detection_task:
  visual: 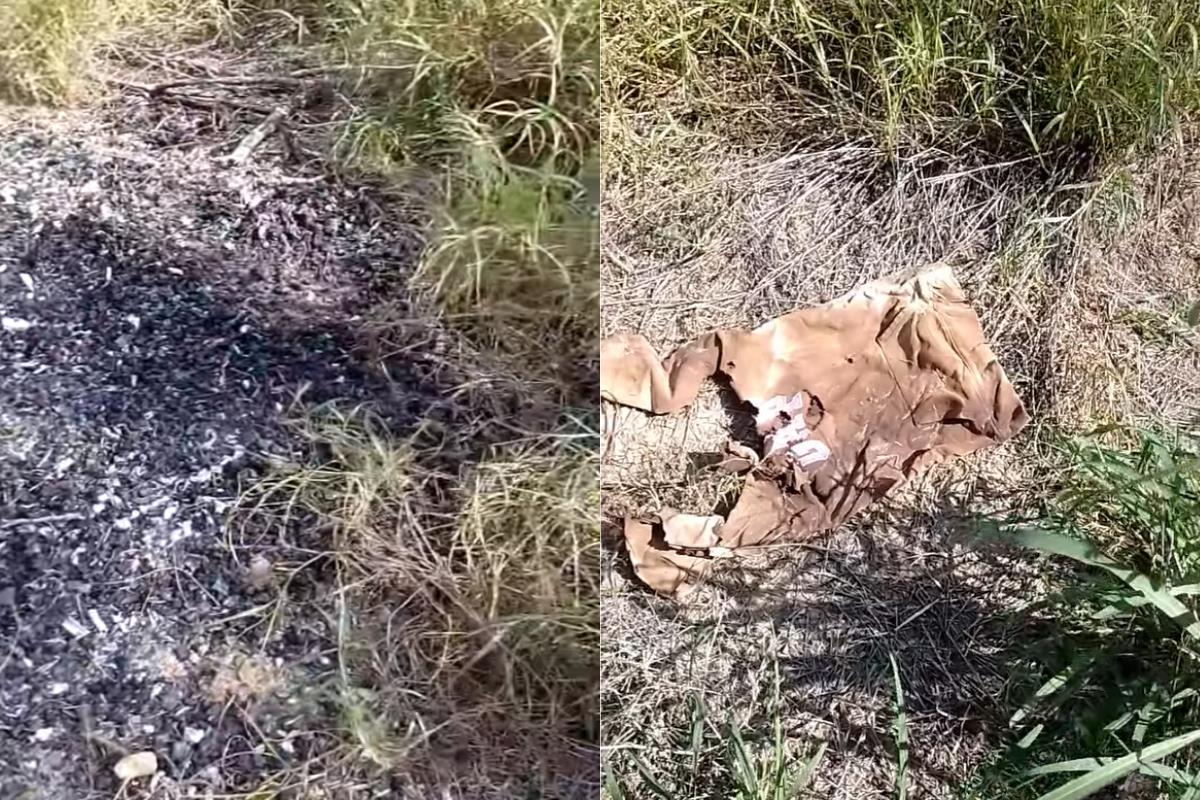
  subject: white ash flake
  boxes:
[88,609,109,634]
[61,618,89,638]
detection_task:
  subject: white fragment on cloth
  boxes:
[2,317,32,332]
[756,393,832,467]
[753,393,806,434]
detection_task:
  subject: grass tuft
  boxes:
[604,647,825,800]
[605,0,1200,161]
[308,0,599,392]
[246,406,599,786]
[0,0,239,104]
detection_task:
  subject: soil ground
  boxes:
[0,76,442,798]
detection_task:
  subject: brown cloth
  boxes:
[602,265,1028,595]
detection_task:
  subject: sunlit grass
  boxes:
[604,0,1200,161]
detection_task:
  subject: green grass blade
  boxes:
[1009,527,1200,640]
[726,717,759,798]
[1133,700,1160,745]
[785,741,827,797]
[631,753,674,799]
[1016,723,1045,749]
[1010,657,1093,728]
[604,760,627,800]
[689,692,706,780]
[891,654,909,800]
[1030,755,1199,784]
[1031,727,1200,800]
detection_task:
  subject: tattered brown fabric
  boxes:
[602,265,1028,596]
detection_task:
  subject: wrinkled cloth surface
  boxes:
[602,265,1028,595]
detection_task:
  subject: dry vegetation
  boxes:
[601,0,1200,797]
[2,0,598,797]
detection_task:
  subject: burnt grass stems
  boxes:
[604,0,1200,798]
[3,0,599,796]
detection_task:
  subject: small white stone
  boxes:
[184,726,206,744]
[18,272,33,292]
[47,682,69,696]
[113,751,157,780]
[125,314,140,331]
[2,317,32,332]
[113,518,132,531]
[32,728,54,742]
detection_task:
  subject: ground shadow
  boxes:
[605,473,1058,797]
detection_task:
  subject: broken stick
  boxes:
[225,104,291,165]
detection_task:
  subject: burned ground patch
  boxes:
[0,107,438,798]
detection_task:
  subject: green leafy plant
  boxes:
[980,428,1200,798]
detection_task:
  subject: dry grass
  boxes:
[0,0,241,104]
[242,403,599,794]
[600,0,1200,792]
